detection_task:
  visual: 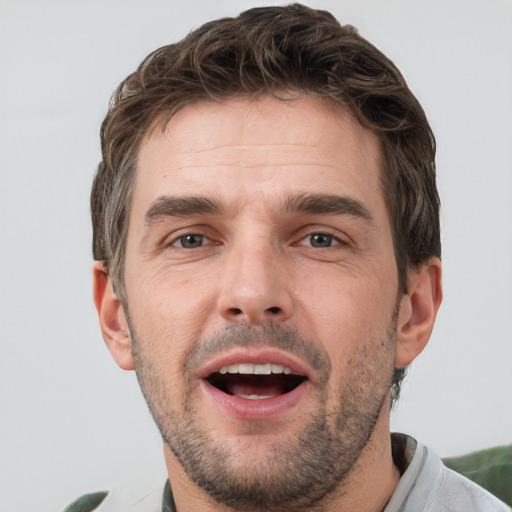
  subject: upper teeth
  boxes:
[219,363,293,375]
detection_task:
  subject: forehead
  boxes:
[133,95,384,214]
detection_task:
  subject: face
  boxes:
[123,96,401,510]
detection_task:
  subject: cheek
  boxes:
[125,267,217,363]
[295,268,398,350]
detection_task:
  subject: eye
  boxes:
[300,233,338,248]
[172,234,207,249]
[309,233,334,247]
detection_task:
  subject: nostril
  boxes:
[224,306,282,319]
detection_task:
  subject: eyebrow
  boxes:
[281,193,374,225]
[144,193,374,225]
[145,196,223,224]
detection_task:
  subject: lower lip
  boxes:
[199,379,309,421]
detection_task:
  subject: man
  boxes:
[82,4,508,511]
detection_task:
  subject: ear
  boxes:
[92,261,134,371]
[395,257,442,368]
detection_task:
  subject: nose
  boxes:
[216,240,293,325]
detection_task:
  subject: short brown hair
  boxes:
[92,4,440,396]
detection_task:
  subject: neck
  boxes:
[320,408,400,512]
[165,403,399,512]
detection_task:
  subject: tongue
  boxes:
[225,375,287,398]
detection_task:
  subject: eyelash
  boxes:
[170,233,212,249]
[167,229,348,250]
[298,232,343,248]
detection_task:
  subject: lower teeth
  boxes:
[239,394,275,400]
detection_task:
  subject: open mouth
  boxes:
[205,363,307,400]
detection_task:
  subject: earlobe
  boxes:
[92,262,134,371]
[395,257,442,368]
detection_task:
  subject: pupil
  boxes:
[182,234,203,248]
[311,233,332,247]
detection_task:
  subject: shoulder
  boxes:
[386,434,510,512]
[443,443,512,509]
[436,465,511,511]
[62,491,108,512]
[62,480,171,512]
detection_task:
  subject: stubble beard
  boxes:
[130,317,398,512]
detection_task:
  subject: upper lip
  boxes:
[196,347,313,382]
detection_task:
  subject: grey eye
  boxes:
[177,234,204,248]
[309,233,333,247]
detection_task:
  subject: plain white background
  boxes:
[1,1,511,511]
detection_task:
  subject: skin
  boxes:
[94,96,442,511]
